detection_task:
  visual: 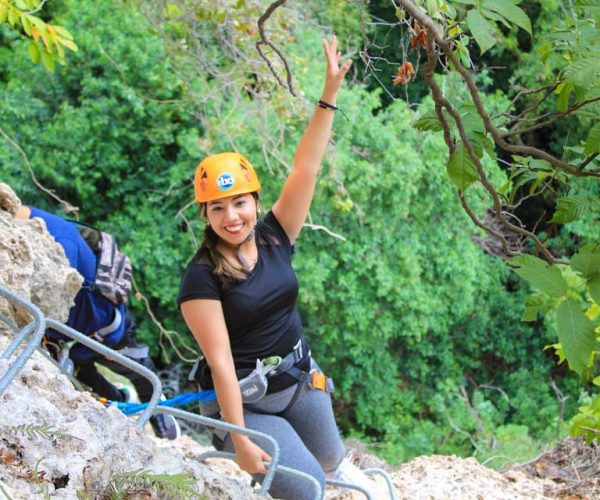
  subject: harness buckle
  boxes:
[310,371,329,392]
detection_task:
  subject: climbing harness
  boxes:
[238,357,279,403]
[267,340,335,393]
[96,307,122,338]
[188,339,335,406]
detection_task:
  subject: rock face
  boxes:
[0,184,258,499]
[0,183,81,328]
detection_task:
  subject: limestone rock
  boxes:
[0,183,81,326]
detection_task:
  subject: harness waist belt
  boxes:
[269,338,309,377]
[269,339,334,393]
[117,346,149,359]
[97,308,122,337]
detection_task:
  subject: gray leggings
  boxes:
[200,375,345,499]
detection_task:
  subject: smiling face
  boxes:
[206,193,258,246]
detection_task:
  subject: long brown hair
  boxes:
[200,224,247,286]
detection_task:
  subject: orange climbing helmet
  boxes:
[194,152,261,203]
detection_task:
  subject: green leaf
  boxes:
[556,298,595,376]
[40,50,55,72]
[27,15,45,30]
[510,170,537,197]
[51,25,74,40]
[412,113,443,131]
[482,0,532,34]
[8,6,19,26]
[589,274,600,304]
[550,195,597,224]
[28,40,40,63]
[563,58,600,86]
[468,132,487,158]
[20,13,33,36]
[481,9,512,30]
[584,122,600,155]
[571,249,600,278]
[523,294,546,321]
[509,255,567,297]
[426,0,439,16]
[58,37,78,52]
[544,342,566,364]
[529,159,554,171]
[528,171,552,195]
[0,4,7,23]
[447,142,479,191]
[466,9,497,54]
[556,82,574,112]
[575,0,600,13]
[461,110,486,134]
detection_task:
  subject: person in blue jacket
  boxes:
[15,204,180,440]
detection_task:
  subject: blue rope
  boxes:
[107,390,217,415]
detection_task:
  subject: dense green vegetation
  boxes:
[1,0,597,468]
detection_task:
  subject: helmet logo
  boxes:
[217,172,235,191]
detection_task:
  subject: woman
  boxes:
[178,36,371,498]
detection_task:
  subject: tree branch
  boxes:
[504,97,600,137]
[256,0,297,96]
[397,0,600,179]
[494,83,558,127]
[0,125,79,216]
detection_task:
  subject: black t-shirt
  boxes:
[177,211,310,393]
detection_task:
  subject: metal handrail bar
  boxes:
[45,319,161,427]
[1,322,35,360]
[325,478,372,499]
[364,468,398,499]
[34,346,87,391]
[0,312,19,333]
[0,284,46,396]
[195,450,322,500]
[154,406,286,498]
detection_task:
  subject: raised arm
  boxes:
[272,35,352,244]
[180,299,271,473]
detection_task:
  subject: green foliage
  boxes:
[104,469,203,499]
[509,255,567,297]
[0,0,77,71]
[0,0,199,354]
[550,195,600,224]
[1,424,78,441]
[556,299,596,376]
[0,480,12,499]
[447,141,479,191]
[477,424,540,470]
[571,391,600,443]
[508,248,600,379]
